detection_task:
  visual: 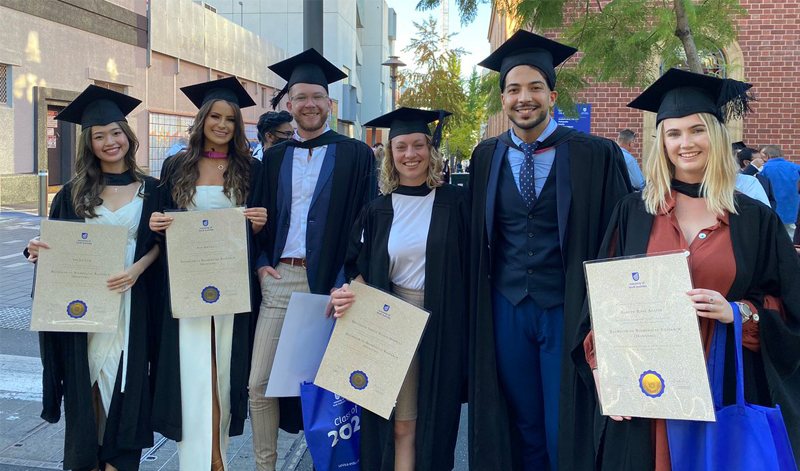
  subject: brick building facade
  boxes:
[486,0,800,163]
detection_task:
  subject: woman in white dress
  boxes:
[25,85,160,471]
[149,77,267,471]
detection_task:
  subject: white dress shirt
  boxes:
[282,126,331,258]
[507,118,558,197]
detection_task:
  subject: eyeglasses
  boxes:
[290,94,329,104]
[270,130,293,138]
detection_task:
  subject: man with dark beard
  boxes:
[467,31,632,471]
[248,49,376,471]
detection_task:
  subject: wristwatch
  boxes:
[737,302,759,323]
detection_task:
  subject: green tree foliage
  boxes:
[447,68,487,160]
[417,0,746,117]
[397,17,489,163]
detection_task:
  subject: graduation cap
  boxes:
[732,141,747,152]
[364,107,452,149]
[180,76,256,109]
[268,48,348,109]
[55,84,141,128]
[627,68,754,125]
[478,30,577,91]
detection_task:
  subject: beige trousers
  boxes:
[248,263,311,471]
[392,284,423,422]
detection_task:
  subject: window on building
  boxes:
[261,87,268,108]
[148,112,194,177]
[662,47,727,78]
[94,80,126,93]
[0,64,8,106]
[342,66,350,85]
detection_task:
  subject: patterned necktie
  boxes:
[519,141,539,208]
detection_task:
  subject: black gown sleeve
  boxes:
[344,205,370,283]
[38,186,73,424]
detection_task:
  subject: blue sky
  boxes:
[390,0,492,78]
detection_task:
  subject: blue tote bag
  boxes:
[300,381,361,471]
[667,305,798,471]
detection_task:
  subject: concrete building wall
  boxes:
[0,2,147,205]
[0,0,285,207]
[205,0,394,139]
[360,0,392,125]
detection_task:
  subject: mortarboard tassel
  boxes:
[718,78,755,122]
[271,85,289,110]
[431,110,447,149]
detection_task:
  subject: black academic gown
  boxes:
[260,130,377,432]
[35,178,159,471]
[467,127,632,471]
[571,193,800,469]
[149,155,265,441]
[344,183,471,471]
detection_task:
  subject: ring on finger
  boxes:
[709,296,715,304]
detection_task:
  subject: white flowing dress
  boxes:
[176,186,236,471]
[85,187,143,442]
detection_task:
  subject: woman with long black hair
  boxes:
[25,85,160,471]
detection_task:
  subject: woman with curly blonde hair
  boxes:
[330,108,470,471]
[574,68,800,470]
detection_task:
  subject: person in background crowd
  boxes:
[332,107,468,471]
[467,30,631,471]
[253,111,294,161]
[249,49,377,471]
[616,129,646,190]
[759,144,800,238]
[575,67,800,471]
[372,141,385,160]
[166,126,191,158]
[738,146,765,176]
[737,148,776,208]
[25,85,160,471]
[441,157,451,184]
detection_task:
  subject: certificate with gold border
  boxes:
[314,281,430,420]
[165,207,251,318]
[584,252,715,421]
[31,220,127,332]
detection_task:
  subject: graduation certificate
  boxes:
[314,281,430,419]
[584,252,715,421]
[31,219,127,332]
[166,207,251,318]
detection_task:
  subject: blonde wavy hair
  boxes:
[642,112,738,216]
[380,134,443,195]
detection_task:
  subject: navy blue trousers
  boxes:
[493,289,564,471]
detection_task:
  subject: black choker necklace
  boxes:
[671,179,702,198]
[104,170,136,186]
[394,182,432,197]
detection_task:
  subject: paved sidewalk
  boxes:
[0,354,307,470]
[0,211,308,470]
